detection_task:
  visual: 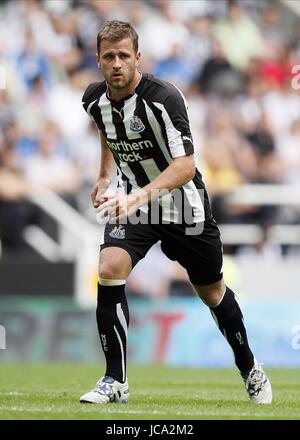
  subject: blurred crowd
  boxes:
[1,0,300,264]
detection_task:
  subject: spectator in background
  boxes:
[259,3,289,49]
[45,68,98,164]
[201,110,257,224]
[0,139,31,251]
[15,30,50,91]
[261,73,300,137]
[0,0,300,265]
[153,43,195,93]
[136,0,189,63]
[276,118,300,184]
[0,138,29,200]
[243,114,283,228]
[16,75,48,154]
[260,42,293,89]
[213,0,264,71]
[196,38,243,96]
[185,14,214,74]
[245,114,283,183]
[22,121,80,199]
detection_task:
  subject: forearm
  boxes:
[133,156,195,205]
[98,151,114,182]
[91,132,116,206]
[95,156,196,222]
[97,131,115,183]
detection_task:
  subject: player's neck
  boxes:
[108,70,142,102]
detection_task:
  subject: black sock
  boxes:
[210,286,254,374]
[96,282,129,383]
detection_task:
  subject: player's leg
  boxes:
[193,278,272,404]
[161,220,272,403]
[80,246,132,404]
[80,215,158,404]
[97,247,132,383]
[161,223,255,373]
[193,278,254,374]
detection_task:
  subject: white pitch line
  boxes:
[0,405,296,419]
[0,392,29,396]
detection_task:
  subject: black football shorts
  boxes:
[100,211,223,286]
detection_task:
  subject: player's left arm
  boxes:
[132,155,195,203]
[97,155,196,221]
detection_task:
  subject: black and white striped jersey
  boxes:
[82,73,209,223]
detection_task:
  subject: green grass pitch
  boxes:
[0,364,299,420]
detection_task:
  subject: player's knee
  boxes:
[99,247,132,280]
[99,252,131,279]
[99,261,124,280]
[202,290,224,308]
[194,279,225,307]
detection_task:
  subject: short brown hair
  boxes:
[97,20,139,53]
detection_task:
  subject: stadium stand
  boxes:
[1,0,300,300]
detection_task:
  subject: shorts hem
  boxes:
[100,243,141,268]
[189,272,223,286]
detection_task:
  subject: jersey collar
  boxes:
[106,71,144,103]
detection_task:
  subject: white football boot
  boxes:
[80,376,129,404]
[242,363,272,404]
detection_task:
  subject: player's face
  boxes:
[97,38,140,93]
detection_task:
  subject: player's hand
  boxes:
[95,193,141,222]
[90,178,111,208]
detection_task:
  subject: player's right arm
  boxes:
[81,82,116,209]
[91,130,115,208]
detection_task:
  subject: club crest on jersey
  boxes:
[130,115,145,133]
[109,225,125,239]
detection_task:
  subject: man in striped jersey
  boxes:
[79,21,272,405]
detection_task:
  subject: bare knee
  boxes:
[99,263,122,280]
[193,278,225,308]
[99,247,132,281]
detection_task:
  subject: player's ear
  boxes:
[135,51,141,67]
[96,52,101,69]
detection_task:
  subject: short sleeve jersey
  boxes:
[82,73,207,222]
